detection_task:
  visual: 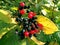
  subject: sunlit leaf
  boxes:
[0,29,26,45]
[0,20,15,39]
[0,9,12,23]
[36,15,58,34]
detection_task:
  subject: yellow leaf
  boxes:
[11,7,18,11]
[36,15,58,35]
[0,9,12,23]
[0,9,17,24]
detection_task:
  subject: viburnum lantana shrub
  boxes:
[0,0,60,45]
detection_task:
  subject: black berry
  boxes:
[24,6,27,9]
[27,9,30,13]
[20,2,25,7]
[32,17,37,20]
[18,31,25,40]
[34,34,37,37]
[16,18,19,22]
[29,34,32,38]
[27,6,30,9]
[31,26,35,30]
[19,6,24,10]
[16,18,23,22]
[15,29,18,31]
[18,13,22,17]
[27,26,31,31]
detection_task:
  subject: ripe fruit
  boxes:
[28,12,36,18]
[29,34,32,38]
[24,6,27,9]
[27,27,31,31]
[34,29,39,33]
[19,6,24,10]
[33,12,36,16]
[18,31,25,40]
[16,18,23,22]
[20,2,25,7]
[16,18,19,22]
[28,14,34,19]
[30,30,35,34]
[29,12,36,16]
[34,24,38,28]
[37,23,43,30]
[18,12,22,17]
[32,17,37,20]
[27,10,30,13]
[19,9,25,15]
[27,6,30,9]
[33,34,37,37]
[24,31,29,37]
[28,12,34,15]
[28,11,36,19]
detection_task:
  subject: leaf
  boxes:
[48,41,59,45]
[36,15,58,34]
[0,9,17,39]
[31,35,45,45]
[36,31,54,42]
[0,9,12,23]
[26,38,37,45]
[53,31,60,43]
[0,28,26,45]
[36,31,47,42]
[0,20,15,39]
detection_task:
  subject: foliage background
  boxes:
[0,0,60,45]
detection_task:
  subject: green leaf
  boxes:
[0,28,26,45]
[53,31,60,44]
[36,31,47,42]
[36,31,54,42]
[53,0,59,4]
[0,20,15,39]
[48,41,59,45]
[0,11,12,23]
[26,38,37,45]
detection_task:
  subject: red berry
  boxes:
[19,9,25,15]
[34,29,39,33]
[30,30,35,34]
[33,12,36,16]
[20,2,25,7]
[28,12,34,19]
[24,31,29,37]
[28,12,34,15]
[37,23,43,30]
[28,14,34,19]
[28,12,36,16]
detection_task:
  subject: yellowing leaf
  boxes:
[0,9,12,23]
[11,7,18,11]
[36,15,58,35]
[0,9,17,24]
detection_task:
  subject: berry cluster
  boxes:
[15,2,43,39]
